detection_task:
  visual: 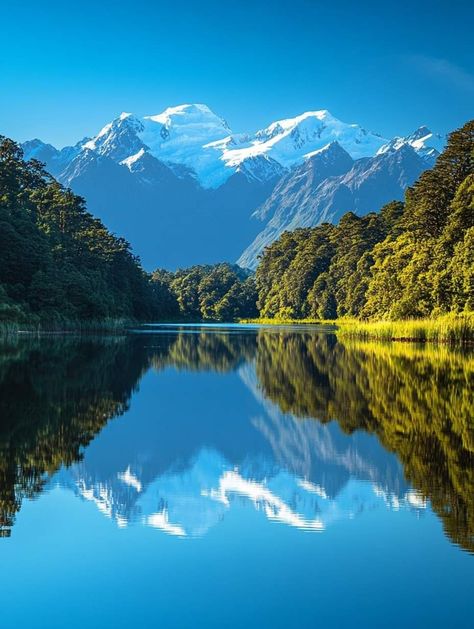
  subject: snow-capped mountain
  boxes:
[59,105,391,189]
[219,109,387,170]
[21,104,444,190]
[83,105,233,187]
[377,126,445,163]
[20,104,444,269]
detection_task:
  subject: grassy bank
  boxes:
[239,317,335,326]
[334,313,474,344]
[239,313,474,344]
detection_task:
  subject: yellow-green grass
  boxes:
[238,313,474,344]
[238,317,334,326]
[336,313,474,344]
[341,337,474,367]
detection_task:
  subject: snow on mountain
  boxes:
[377,125,445,164]
[221,109,387,170]
[19,106,440,268]
[233,154,287,183]
[139,104,234,187]
[120,148,195,187]
[22,105,439,192]
[73,105,388,188]
[83,112,146,162]
[82,104,233,188]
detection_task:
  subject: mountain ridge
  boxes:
[20,104,445,269]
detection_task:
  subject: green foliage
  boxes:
[0,136,166,324]
[255,120,474,324]
[152,263,258,321]
[256,205,400,319]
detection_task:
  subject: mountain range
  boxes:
[21,105,445,269]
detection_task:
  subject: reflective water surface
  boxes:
[0,325,473,628]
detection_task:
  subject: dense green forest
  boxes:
[255,120,474,321]
[151,263,258,321]
[0,136,167,323]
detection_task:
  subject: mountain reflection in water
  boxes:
[0,326,472,553]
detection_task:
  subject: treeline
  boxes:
[2,118,472,326]
[0,136,165,324]
[255,120,474,320]
[151,263,258,321]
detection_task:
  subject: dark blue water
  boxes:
[0,325,472,628]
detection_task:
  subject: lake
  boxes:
[0,324,473,628]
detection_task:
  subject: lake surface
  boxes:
[0,325,473,628]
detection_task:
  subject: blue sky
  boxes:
[1,0,472,147]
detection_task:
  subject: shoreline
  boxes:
[1,313,473,344]
[239,314,474,344]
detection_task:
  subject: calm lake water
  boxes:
[0,325,473,628]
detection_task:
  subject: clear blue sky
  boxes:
[1,0,472,147]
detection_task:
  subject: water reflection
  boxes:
[0,327,472,552]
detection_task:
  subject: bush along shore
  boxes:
[0,318,138,336]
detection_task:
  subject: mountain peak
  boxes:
[304,140,351,160]
[377,126,445,164]
[27,105,438,190]
[409,125,432,139]
[145,103,230,131]
[263,109,333,133]
[222,109,386,173]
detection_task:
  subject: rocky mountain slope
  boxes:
[238,142,428,269]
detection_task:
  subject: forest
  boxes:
[0,136,164,324]
[255,120,473,321]
[151,264,258,321]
